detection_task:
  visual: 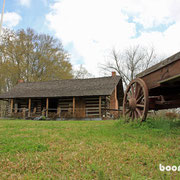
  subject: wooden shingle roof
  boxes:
[0,76,122,99]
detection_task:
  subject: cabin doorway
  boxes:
[49,98,58,112]
[75,97,85,118]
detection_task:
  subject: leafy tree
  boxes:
[0,28,73,92]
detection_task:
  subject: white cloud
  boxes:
[123,0,173,28]
[46,0,136,75]
[19,0,31,7]
[46,0,180,76]
[133,22,180,55]
[3,12,22,28]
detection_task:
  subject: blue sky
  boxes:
[1,0,180,76]
[1,0,54,34]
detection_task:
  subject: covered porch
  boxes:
[2,96,112,119]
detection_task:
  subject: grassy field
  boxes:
[0,118,179,179]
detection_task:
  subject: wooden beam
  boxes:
[22,108,26,119]
[28,98,31,117]
[46,98,49,118]
[33,107,37,114]
[99,96,102,118]
[14,103,18,113]
[57,106,61,118]
[57,99,61,117]
[42,107,45,116]
[10,99,13,115]
[159,74,180,84]
[73,97,75,117]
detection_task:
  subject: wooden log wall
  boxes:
[58,97,73,117]
[85,96,107,118]
[17,99,45,116]
[105,96,111,118]
[17,99,28,111]
[37,100,42,114]
[0,102,12,117]
[0,105,3,117]
[30,99,45,114]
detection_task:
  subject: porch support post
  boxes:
[99,96,102,118]
[57,106,61,118]
[22,108,26,119]
[73,97,75,117]
[14,99,17,113]
[10,99,13,116]
[28,98,31,117]
[46,98,49,118]
[42,107,45,116]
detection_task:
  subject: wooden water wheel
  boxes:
[123,78,149,122]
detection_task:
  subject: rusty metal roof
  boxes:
[137,51,180,78]
[0,76,122,99]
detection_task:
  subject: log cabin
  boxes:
[0,72,124,119]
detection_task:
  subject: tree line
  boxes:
[0,28,92,93]
[0,27,162,94]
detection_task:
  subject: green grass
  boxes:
[0,117,179,179]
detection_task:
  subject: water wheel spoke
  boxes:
[136,86,142,99]
[127,92,132,99]
[129,111,132,117]
[135,83,140,98]
[131,86,135,98]
[137,94,144,103]
[124,97,129,104]
[123,78,149,122]
[125,109,131,115]
[136,104,144,108]
[136,108,142,118]
[131,111,135,121]
[134,111,138,119]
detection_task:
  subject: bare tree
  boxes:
[73,65,93,79]
[100,45,158,86]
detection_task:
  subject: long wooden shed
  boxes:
[0,72,124,119]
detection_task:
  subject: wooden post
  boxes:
[57,106,61,118]
[10,99,13,116]
[46,98,49,118]
[33,107,37,114]
[28,98,31,117]
[99,96,102,118]
[73,97,75,117]
[0,105,1,117]
[42,107,45,116]
[15,104,18,113]
[22,108,26,119]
